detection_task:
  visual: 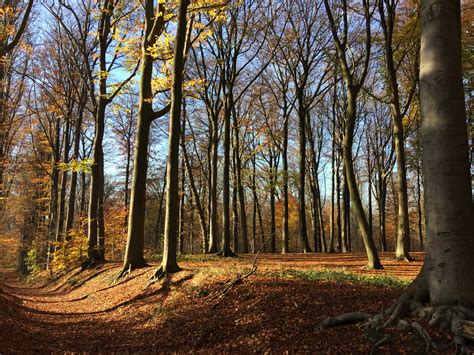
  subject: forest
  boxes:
[0,0,473,352]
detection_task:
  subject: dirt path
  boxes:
[0,252,441,353]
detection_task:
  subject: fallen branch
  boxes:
[210,251,260,307]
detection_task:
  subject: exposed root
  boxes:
[114,265,132,284]
[148,264,182,285]
[395,255,413,262]
[369,334,391,355]
[411,321,434,353]
[317,312,372,330]
[322,269,474,353]
[114,261,149,283]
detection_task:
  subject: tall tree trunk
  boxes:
[251,154,265,251]
[341,170,349,253]
[324,0,382,269]
[124,141,132,208]
[416,165,423,250]
[378,0,412,262]
[310,180,321,252]
[122,110,150,269]
[97,153,105,260]
[232,141,239,252]
[56,118,71,244]
[86,0,118,266]
[120,1,168,277]
[343,93,381,268]
[379,181,387,252]
[269,153,276,253]
[393,0,474,310]
[297,94,311,253]
[154,0,190,277]
[65,92,85,239]
[367,136,373,239]
[220,93,234,256]
[333,154,342,253]
[419,0,474,304]
[47,118,61,269]
[316,178,327,253]
[178,145,186,255]
[181,130,208,253]
[307,121,322,252]
[329,123,336,253]
[251,155,257,253]
[281,114,290,253]
[232,106,248,253]
[208,113,219,253]
[154,166,167,248]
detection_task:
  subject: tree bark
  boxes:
[220,93,234,256]
[56,117,71,244]
[232,106,248,253]
[416,164,424,250]
[343,93,381,268]
[156,0,190,276]
[419,0,474,305]
[297,91,311,253]
[208,112,219,253]
[281,112,290,254]
[121,0,168,274]
[378,0,413,262]
[64,90,85,239]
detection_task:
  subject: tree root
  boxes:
[370,334,391,355]
[319,270,474,353]
[114,265,132,283]
[317,312,372,330]
[114,260,149,283]
[148,264,182,285]
[209,251,259,307]
[394,254,413,262]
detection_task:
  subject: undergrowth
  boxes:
[268,268,409,288]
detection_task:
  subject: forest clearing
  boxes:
[2,252,453,353]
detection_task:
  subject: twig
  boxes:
[210,251,260,307]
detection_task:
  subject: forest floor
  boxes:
[0,252,455,353]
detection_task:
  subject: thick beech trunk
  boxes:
[120,1,168,275]
[418,0,474,305]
